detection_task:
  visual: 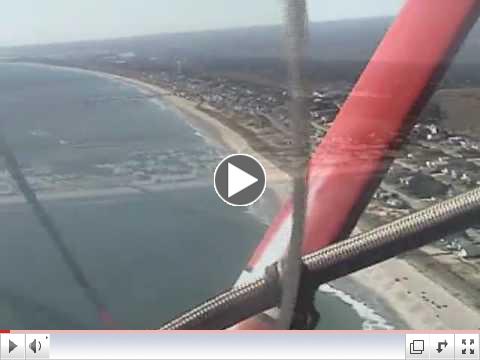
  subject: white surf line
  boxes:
[0,180,212,206]
[319,284,394,330]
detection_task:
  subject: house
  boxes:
[384,164,415,185]
[401,173,450,199]
[459,244,480,259]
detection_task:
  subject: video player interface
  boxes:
[0,332,478,359]
[2,0,480,353]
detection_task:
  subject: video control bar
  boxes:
[0,331,478,359]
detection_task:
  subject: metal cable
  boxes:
[161,186,480,329]
[303,186,480,279]
[161,274,280,330]
[278,0,311,329]
[0,132,113,326]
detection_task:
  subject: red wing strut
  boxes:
[232,0,480,330]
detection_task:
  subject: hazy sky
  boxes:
[1,0,405,47]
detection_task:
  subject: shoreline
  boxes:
[11,62,396,329]
[81,66,403,329]
[120,69,480,330]
[9,62,480,329]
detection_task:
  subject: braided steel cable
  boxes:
[161,186,480,329]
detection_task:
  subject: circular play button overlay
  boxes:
[214,154,267,206]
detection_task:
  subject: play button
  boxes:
[9,340,17,353]
[214,154,266,206]
[1,334,25,359]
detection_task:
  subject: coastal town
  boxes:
[4,53,480,261]
[3,51,480,328]
[78,53,480,258]
[75,53,480,317]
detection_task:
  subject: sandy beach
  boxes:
[129,73,480,330]
[13,62,480,329]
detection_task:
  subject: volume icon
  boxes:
[29,338,42,354]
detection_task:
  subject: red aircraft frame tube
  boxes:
[233,0,480,329]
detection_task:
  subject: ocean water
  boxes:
[0,63,367,329]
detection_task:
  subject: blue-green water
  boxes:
[0,63,366,329]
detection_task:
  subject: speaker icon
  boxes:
[29,338,42,354]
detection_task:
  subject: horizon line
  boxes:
[0,15,393,50]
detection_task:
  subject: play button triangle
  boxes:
[9,340,17,353]
[228,162,258,198]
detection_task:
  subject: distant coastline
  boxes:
[5,62,398,329]
[9,62,480,330]
[97,63,480,330]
